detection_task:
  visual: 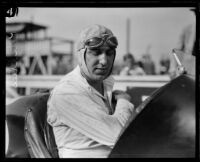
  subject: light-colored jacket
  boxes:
[47,66,134,158]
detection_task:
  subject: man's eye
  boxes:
[107,50,115,56]
[91,49,101,55]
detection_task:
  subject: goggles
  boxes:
[84,35,118,49]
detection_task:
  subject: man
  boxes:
[47,24,137,158]
[140,54,155,75]
[120,53,145,76]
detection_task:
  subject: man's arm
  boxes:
[48,92,135,148]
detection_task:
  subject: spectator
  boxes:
[159,55,170,75]
[120,53,145,76]
[140,54,156,75]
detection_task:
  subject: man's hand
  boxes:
[112,90,137,126]
[112,90,131,102]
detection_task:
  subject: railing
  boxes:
[6,74,171,105]
[6,37,74,56]
[6,74,170,94]
[6,38,51,56]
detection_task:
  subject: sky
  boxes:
[6,7,196,72]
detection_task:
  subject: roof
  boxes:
[6,22,48,34]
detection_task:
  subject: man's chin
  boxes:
[91,74,108,81]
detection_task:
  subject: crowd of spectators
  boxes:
[12,52,175,76]
[117,52,171,76]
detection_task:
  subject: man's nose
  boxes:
[99,53,108,65]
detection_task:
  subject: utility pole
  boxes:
[126,18,130,54]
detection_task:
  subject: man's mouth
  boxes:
[95,68,108,74]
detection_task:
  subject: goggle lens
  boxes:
[85,37,102,47]
[85,36,118,49]
[107,37,118,47]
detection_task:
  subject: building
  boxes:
[6,21,74,75]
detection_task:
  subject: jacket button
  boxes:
[25,128,28,131]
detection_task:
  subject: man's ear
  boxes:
[77,49,86,67]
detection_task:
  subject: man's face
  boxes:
[85,45,115,82]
